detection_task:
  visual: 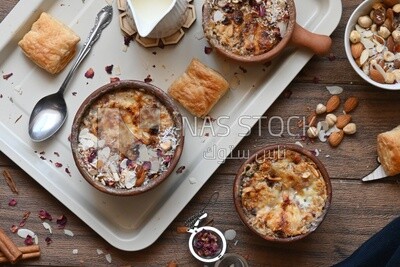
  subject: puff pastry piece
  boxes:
[377,125,400,176]
[168,58,229,118]
[18,12,80,74]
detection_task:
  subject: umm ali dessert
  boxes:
[203,0,290,56]
[75,86,181,190]
[238,147,329,239]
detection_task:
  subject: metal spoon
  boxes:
[28,5,113,142]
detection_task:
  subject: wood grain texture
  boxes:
[1,0,400,266]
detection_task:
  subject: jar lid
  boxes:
[214,253,249,267]
[188,226,227,263]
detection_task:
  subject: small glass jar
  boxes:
[188,226,227,263]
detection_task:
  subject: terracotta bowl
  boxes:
[70,80,184,196]
[202,0,332,63]
[233,144,332,242]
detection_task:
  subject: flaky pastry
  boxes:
[18,12,80,74]
[377,125,400,176]
[168,58,229,118]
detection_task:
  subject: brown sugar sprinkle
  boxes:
[2,170,18,194]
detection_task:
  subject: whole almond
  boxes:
[370,67,385,83]
[328,130,344,147]
[336,114,352,129]
[326,95,340,113]
[351,43,364,59]
[343,96,359,113]
[383,0,399,8]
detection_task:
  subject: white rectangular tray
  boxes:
[0,0,342,251]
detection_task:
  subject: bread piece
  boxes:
[168,58,229,118]
[377,125,400,176]
[18,12,80,74]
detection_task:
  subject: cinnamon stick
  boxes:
[0,229,22,263]
[0,245,40,263]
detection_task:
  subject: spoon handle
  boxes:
[58,5,113,94]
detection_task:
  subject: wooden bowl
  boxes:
[202,0,332,63]
[70,80,184,196]
[233,144,332,242]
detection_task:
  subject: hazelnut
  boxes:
[358,16,373,28]
[315,103,327,114]
[392,29,400,43]
[349,30,361,43]
[385,71,396,83]
[378,26,391,39]
[393,4,400,13]
[343,123,357,135]
[307,127,319,139]
[383,51,396,61]
[325,114,337,127]
[371,23,378,33]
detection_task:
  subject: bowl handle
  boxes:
[290,23,332,55]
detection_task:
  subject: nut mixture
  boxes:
[76,89,180,189]
[306,92,359,147]
[240,148,328,238]
[349,1,400,84]
[204,0,289,56]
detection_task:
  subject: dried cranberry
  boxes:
[233,10,244,24]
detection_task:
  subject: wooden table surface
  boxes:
[1,0,400,266]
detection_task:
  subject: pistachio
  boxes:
[358,15,373,28]
[350,30,361,43]
[343,123,357,135]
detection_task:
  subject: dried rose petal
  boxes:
[72,92,77,96]
[3,73,13,80]
[24,235,34,246]
[40,156,46,160]
[110,77,120,83]
[176,166,186,174]
[38,209,52,221]
[144,75,152,83]
[8,198,17,206]
[45,236,52,245]
[204,46,213,54]
[124,35,133,46]
[10,225,18,233]
[84,68,94,79]
[142,161,151,171]
[55,162,63,168]
[56,215,67,228]
[105,64,113,74]
[54,152,60,157]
